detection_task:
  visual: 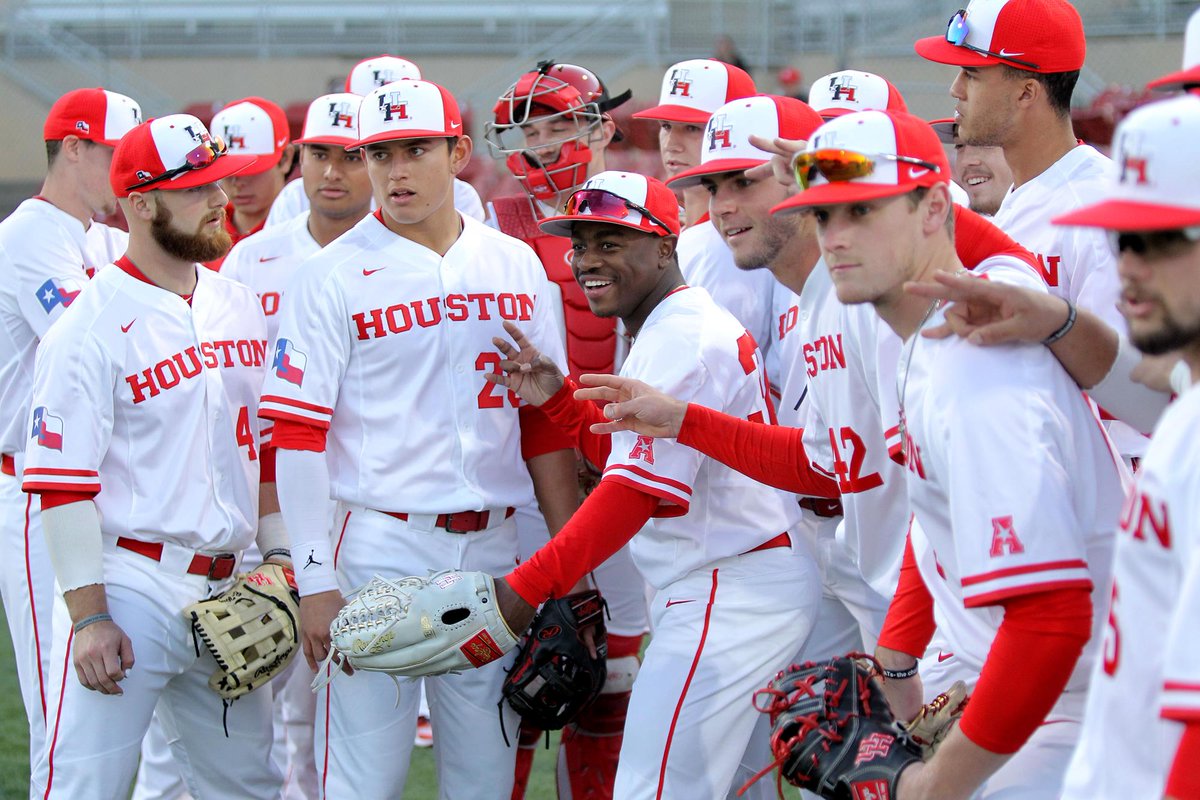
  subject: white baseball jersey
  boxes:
[604,285,801,589]
[263,175,486,228]
[259,212,565,513]
[1063,383,1200,799]
[221,211,320,345]
[897,263,1124,689]
[0,198,127,456]
[676,219,776,369]
[22,259,267,553]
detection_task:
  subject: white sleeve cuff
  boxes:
[41,500,105,593]
[276,448,339,596]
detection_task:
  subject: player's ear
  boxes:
[448,135,473,176]
[125,190,156,222]
[657,234,678,264]
[922,184,953,238]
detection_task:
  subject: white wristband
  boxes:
[1170,358,1193,396]
[291,538,337,596]
[41,500,106,593]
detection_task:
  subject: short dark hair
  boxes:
[45,140,62,168]
[1001,66,1079,117]
[907,186,955,236]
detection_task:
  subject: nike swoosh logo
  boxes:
[259,255,282,263]
[664,599,696,608]
[362,267,386,276]
[997,49,1025,58]
[937,651,954,663]
[450,121,461,130]
[121,319,136,333]
[908,167,931,178]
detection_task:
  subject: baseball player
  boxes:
[23,113,287,799]
[205,96,296,269]
[265,56,484,227]
[484,61,650,799]
[0,86,140,775]
[260,79,577,799]
[486,170,821,799]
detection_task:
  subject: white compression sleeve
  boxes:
[41,500,105,593]
[1088,335,1171,434]
[276,448,338,596]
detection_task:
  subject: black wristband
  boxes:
[1041,300,1077,345]
[263,548,291,562]
[880,662,919,680]
[73,613,112,634]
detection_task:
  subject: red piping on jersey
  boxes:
[25,493,46,721]
[602,462,692,496]
[261,395,335,416]
[1165,680,1200,693]
[332,510,351,570]
[663,285,690,299]
[656,568,720,798]
[43,628,73,799]
[965,578,1094,608]
[602,473,690,518]
[960,559,1089,587]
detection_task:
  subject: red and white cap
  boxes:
[631,59,756,124]
[345,55,422,96]
[772,110,950,214]
[294,93,363,147]
[929,117,957,144]
[43,88,143,146]
[667,95,824,188]
[210,97,291,176]
[540,171,681,238]
[1053,95,1200,230]
[110,114,249,197]
[915,0,1086,74]
[351,80,463,149]
[1148,8,1200,91]
[809,70,908,119]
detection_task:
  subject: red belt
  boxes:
[116,537,237,580]
[743,531,791,555]
[381,507,516,533]
[799,497,843,518]
[1,454,14,477]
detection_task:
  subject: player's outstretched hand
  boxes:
[73,619,135,696]
[574,374,687,437]
[486,321,565,406]
[744,135,807,188]
[904,271,1070,345]
[301,590,353,676]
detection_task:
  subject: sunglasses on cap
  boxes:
[564,188,674,235]
[126,136,229,191]
[791,148,942,190]
[1107,227,1200,259]
[945,9,1041,70]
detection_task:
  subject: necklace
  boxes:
[896,299,943,456]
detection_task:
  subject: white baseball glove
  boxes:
[313,569,518,690]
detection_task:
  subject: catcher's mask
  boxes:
[486,61,632,203]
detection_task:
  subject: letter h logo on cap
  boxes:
[708,114,733,150]
[1118,131,1149,186]
[830,75,858,102]
[669,68,693,97]
[379,92,409,123]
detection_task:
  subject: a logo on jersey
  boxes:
[1118,131,1150,186]
[1118,488,1171,549]
[273,338,307,387]
[75,120,90,134]
[30,407,63,451]
[223,124,246,150]
[668,68,693,97]
[1032,253,1061,287]
[829,75,858,103]
[850,779,890,800]
[327,100,356,129]
[36,277,82,314]
[988,515,1025,557]
[125,339,268,404]
[353,293,535,340]
[803,334,846,376]
[707,114,733,151]
[628,435,656,464]
[379,92,409,123]
[854,733,895,765]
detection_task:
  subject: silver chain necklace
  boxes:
[896,299,943,454]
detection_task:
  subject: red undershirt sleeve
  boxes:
[1166,720,1200,799]
[538,378,612,467]
[876,532,937,659]
[40,490,96,511]
[676,403,838,498]
[957,587,1092,754]
[259,443,277,483]
[518,404,574,461]
[271,417,327,452]
[505,479,657,605]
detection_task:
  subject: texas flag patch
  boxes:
[36,277,82,314]
[272,338,307,387]
[31,407,63,451]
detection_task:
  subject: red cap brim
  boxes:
[1052,199,1200,230]
[666,158,767,188]
[1147,66,1200,91]
[631,104,712,124]
[771,181,911,215]
[347,129,456,150]
[294,135,358,147]
[914,35,1031,70]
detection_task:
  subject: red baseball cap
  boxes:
[915,0,1086,74]
[772,110,950,214]
[540,172,680,238]
[632,59,757,125]
[349,80,463,149]
[44,88,143,146]
[294,93,362,147]
[110,114,250,197]
[809,70,908,119]
[667,95,824,188]
[210,97,291,176]
[345,55,423,95]
[1148,9,1200,91]
[1054,95,1200,230]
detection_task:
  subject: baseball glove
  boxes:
[903,680,969,758]
[501,589,608,730]
[318,570,519,684]
[749,655,922,800]
[185,562,300,701]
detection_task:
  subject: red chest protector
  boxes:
[492,195,617,379]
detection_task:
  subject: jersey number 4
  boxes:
[476,352,520,409]
[236,406,258,461]
[736,332,777,424]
